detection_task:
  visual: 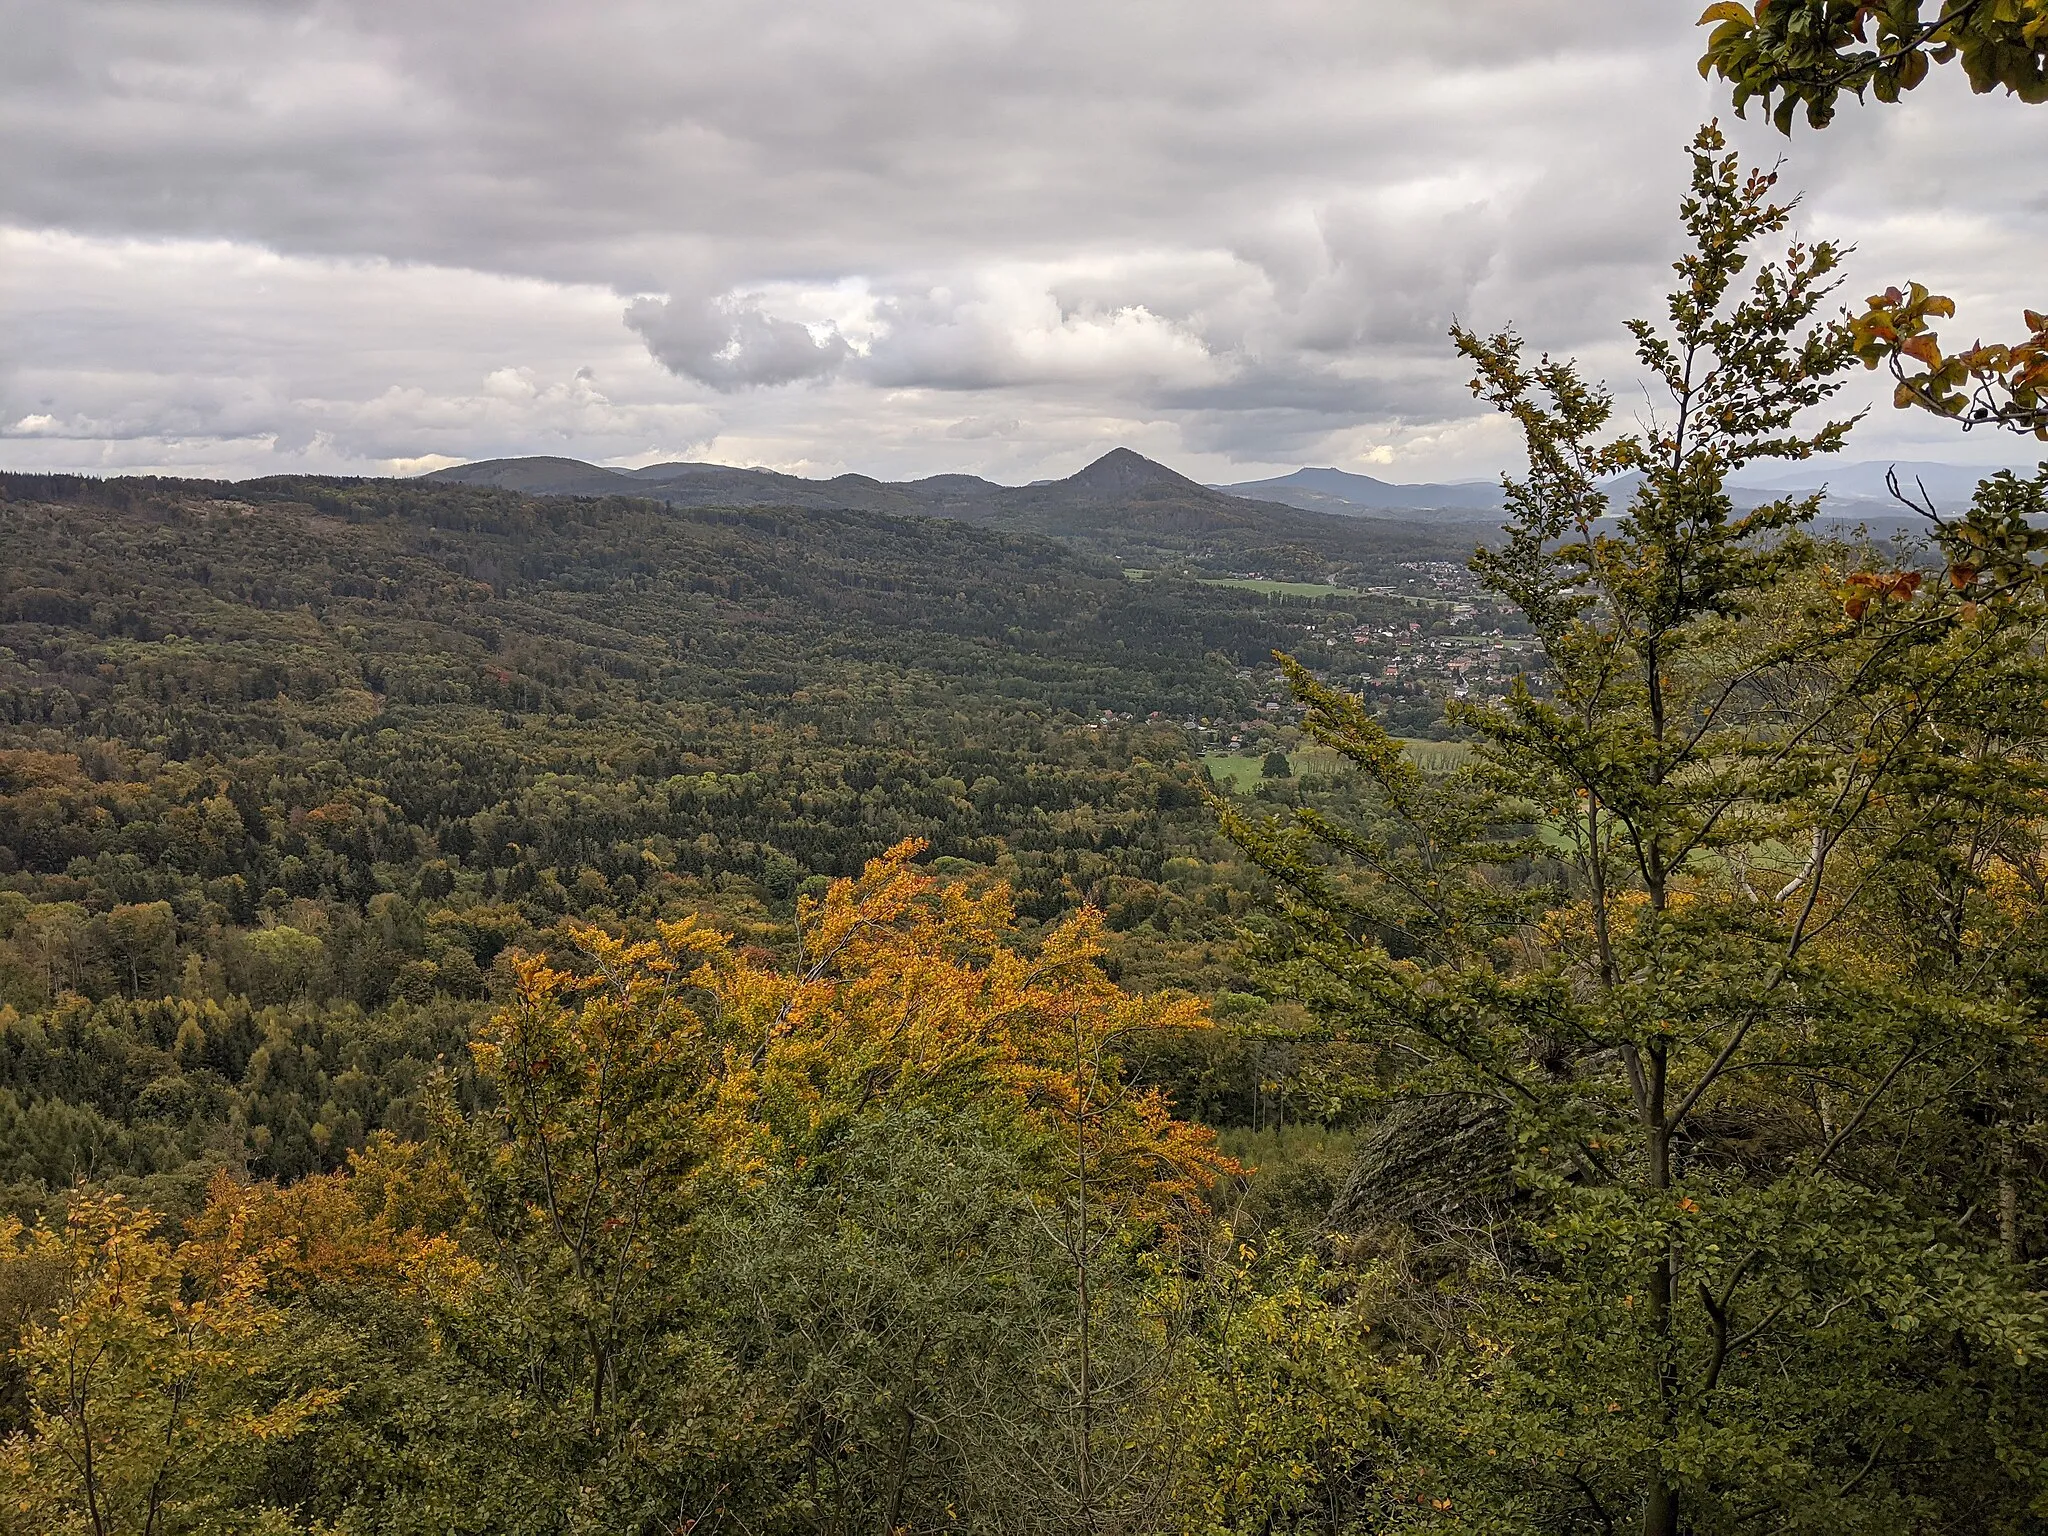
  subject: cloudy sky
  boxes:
[2,0,2042,486]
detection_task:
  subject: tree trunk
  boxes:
[882,1401,916,1535]
[2000,1130,2024,1265]
[1642,1478,1678,1536]
[1642,1051,1679,1536]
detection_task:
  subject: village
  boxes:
[1155,558,1547,768]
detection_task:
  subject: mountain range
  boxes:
[427,448,1482,578]
[427,449,2040,577]
[433,449,2035,521]
[1212,459,2040,520]
[1213,466,1506,517]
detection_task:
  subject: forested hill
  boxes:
[0,468,1306,722]
[0,469,1318,887]
[0,468,1381,1198]
[429,446,1481,578]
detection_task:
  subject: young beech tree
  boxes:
[440,839,1228,1535]
[0,1189,337,1536]
[1223,125,2048,1534]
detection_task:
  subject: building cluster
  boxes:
[1180,560,1547,758]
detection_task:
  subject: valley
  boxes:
[0,463,1497,1204]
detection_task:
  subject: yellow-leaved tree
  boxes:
[0,1188,337,1536]
[2,842,1244,1536]
[443,837,1231,1533]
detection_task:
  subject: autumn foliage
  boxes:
[475,837,1227,1224]
[1701,3,2048,440]
[1,842,1237,1536]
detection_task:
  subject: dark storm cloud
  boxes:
[1,0,2040,481]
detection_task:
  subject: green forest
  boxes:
[7,26,2048,1536]
[0,468,1345,1188]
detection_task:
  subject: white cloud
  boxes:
[1,1,2042,484]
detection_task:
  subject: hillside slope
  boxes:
[1,468,1371,1185]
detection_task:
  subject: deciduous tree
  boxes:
[1700,0,2048,439]
[1224,125,2048,1534]
[0,1189,335,1536]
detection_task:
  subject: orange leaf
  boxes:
[1900,334,1944,369]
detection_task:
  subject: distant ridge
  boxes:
[1727,458,2045,507]
[1215,458,2044,521]
[428,455,926,513]
[423,448,1486,578]
[1219,466,1505,518]
[428,446,1221,508]
[431,456,629,496]
[423,449,2040,538]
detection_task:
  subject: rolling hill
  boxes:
[427,448,1484,579]
[1212,457,2045,524]
[1217,466,1506,517]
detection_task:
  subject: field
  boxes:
[1392,737,1472,773]
[1201,752,1279,789]
[1205,737,1472,790]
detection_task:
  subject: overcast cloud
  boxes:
[2,0,2042,484]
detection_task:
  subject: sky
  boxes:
[2,0,2043,487]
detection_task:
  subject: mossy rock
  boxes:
[1326,1094,1513,1238]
